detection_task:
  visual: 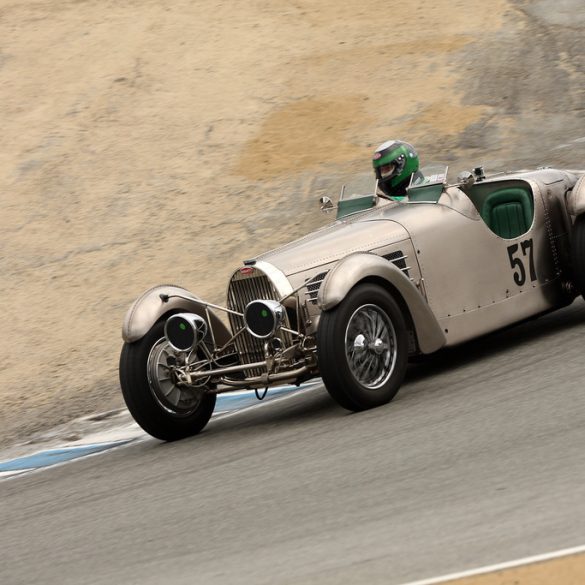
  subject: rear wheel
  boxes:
[571,213,585,300]
[316,283,408,411]
[119,319,216,441]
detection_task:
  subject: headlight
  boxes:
[164,313,208,352]
[244,300,285,339]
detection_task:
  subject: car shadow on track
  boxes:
[405,299,585,385]
[206,386,343,437]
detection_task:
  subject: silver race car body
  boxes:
[120,165,585,440]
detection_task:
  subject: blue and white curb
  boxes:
[0,441,132,478]
[0,381,321,480]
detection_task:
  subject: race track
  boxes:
[2,300,585,584]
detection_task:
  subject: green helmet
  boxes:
[372,140,419,197]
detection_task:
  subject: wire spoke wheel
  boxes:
[345,304,397,389]
[316,283,408,411]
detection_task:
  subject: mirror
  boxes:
[319,196,335,213]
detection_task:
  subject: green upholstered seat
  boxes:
[480,188,534,239]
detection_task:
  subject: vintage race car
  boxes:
[119,164,585,441]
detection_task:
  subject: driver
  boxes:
[372,140,421,200]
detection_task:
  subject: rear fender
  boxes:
[317,253,446,354]
[122,284,231,345]
[567,175,585,216]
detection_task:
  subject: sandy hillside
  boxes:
[0,0,511,444]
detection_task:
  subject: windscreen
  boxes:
[409,164,449,188]
[405,164,479,218]
[335,166,479,219]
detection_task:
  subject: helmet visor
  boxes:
[379,162,397,180]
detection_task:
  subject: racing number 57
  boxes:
[507,239,537,286]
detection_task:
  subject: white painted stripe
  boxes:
[0,469,33,479]
[399,543,585,585]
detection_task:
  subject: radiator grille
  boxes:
[227,268,292,376]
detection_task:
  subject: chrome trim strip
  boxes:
[253,260,294,299]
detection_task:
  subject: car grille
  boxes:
[226,267,293,376]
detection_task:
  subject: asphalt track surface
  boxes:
[2,300,585,585]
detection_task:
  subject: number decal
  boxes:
[507,244,525,285]
[507,239,537,286]
[521,239,537,282]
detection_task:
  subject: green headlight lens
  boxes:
[166,317,195,351]
[245,301,278,338]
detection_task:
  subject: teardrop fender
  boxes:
[122,284,232,345]
[566,174,585,216]
[316,253,446,354]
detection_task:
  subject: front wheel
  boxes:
[119,319,216,441]
[316,283,408,411]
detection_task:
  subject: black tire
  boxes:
[571,213,585,299]
[119,319,216,441]
[316,283,409,411]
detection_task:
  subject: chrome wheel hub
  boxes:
[353,334,367,353]
[344,304,397,389]
[372,337,386,355]
[147,338,205,416]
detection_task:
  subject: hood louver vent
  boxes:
[305,271,329,305]
[382,250,409,278]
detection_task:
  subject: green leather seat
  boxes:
[480,188,534,239]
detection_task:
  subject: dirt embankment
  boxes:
[0,0,542,444]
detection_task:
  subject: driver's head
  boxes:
[372,140,419,197]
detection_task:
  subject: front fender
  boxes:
[122,284,232,345]
[567,175,585,216]
[317,253,446,354]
